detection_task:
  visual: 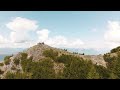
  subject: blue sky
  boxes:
[0,11,120,53]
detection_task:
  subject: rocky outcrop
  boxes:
[0,43,107,78]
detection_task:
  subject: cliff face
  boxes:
[0,43,107,78]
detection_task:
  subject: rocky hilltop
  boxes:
[20,43,106,67]
[0,43,107,79]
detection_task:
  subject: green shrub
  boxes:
[13,58,20,65]
[4,59,11,65]
[4,55,12,65]
[21,58,32,72]
[31,59,55,79]
[0,63,4,66]
[43,49,58,60]
[94,65,110,79]
[0,69,4,74]
[4,56,11,60]
[63,59,89,79]
[21,57,55,79]
[87,65,99,79]
[21,53,28,60]
[5,72,28,79]
[56,54,81,64]
[5,72,16,79]
[111,46,120,53]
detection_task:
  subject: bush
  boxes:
[4,59,11,65]
[94,65,110,79]
[13,58,20,65]
[0,63,4,66]
[5,72,28,79]
[56,54,81,64]
[111,46,120,53]
[21,58,32,72]
[4,55,12,65]
[31,59,55,79]
[43,49,58,60]
[21,53,28,60]
[0,69,4,74]
[4,56,11,60]
[5,72,15,79]
[103,51,120,78]
[63,59,93,79]
[20,57,55,79]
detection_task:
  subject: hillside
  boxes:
[0,42,118,79]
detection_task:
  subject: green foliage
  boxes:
[103,51,120,78]
[21,58,32,73]
[31,59,55,79]
[55,55,76,64]
[94,65,110,79]
[62,56,94,79]
[21,55,55,79]
[4,56,11,60]
[87,65,99,79]
[43,49,58,60]
[5,72,29,79]
[0,63,4,66]
[4,58,11,65]
[20,53,28,60]
[4,55,12,65]
[109,73,118,79]
[111,46,120,53]
[5,72,14,79]
[0,69,4,74]
[6,46,120,79]
[13,58,20,66]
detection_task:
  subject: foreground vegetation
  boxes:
[3,47,120,79]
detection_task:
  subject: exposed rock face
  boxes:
[79,55,106,67]
[23,44,53,61]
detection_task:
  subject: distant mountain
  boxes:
[0,48,26,55]
[66,48,109,55]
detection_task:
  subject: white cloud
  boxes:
[46,36,84,48]
[104,21,120,49]
[0,17,84,49]
[36,29,50,42]
[10,31,31,43]
[45,36,68,47]
[0,35,8,44]
[36,29,84,48]
[0,17,90,50]
[6,17,38,31]
[6,17,38,43]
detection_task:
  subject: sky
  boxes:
[0,11,120,54]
